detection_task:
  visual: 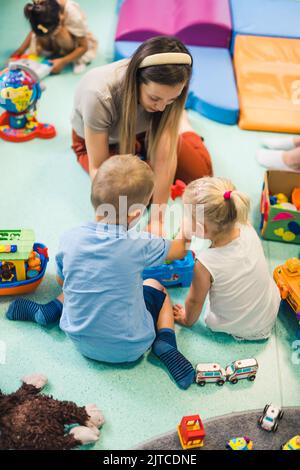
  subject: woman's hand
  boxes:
[50,58,66,74]
[172,304,189,326]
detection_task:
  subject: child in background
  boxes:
[12,0,98,74]
[173,177,281,340]
[7,155,195,390]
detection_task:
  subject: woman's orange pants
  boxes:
[71,129,213,183]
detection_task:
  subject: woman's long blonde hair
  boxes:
[119,36,192,171]
[183,177,250,236]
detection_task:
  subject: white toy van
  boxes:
[225,358,258,384]
[195,363,227,386]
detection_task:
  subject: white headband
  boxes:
[138,52,192,69]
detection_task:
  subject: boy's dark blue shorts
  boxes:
[143,285,166,330]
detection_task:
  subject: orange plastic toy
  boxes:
[273,258,300,322]
[292,188,300,211]
[177,415,206,450]
[234,35,300,133]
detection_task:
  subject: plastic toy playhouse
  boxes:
[177,415,206,450]
[0,229,48,295]
[260,171,300,244]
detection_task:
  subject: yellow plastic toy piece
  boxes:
[282,436,300,450]
[274,258,300,312]
[275,193,289,204]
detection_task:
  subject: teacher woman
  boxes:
[71,36,212,229]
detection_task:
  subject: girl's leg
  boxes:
[175,110,213,184]
[6,293,64,326]
[257,146,300,171]
[262,135,300,151]
[283,147,300,170]
[143,279,195,389]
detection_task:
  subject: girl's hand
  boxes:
[173,304,189,326]
[50,58,66,74]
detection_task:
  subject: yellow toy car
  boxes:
[281,435,300,450]
[226,436,253,450]
[274,258,300,322]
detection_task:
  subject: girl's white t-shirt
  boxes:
[198,224,281,339]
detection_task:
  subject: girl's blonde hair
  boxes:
[119,36,192,175]
[183,177,250,236]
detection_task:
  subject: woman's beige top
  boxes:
[71,59,151,143]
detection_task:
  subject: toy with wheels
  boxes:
[143,250,195,287]
[225,358,258,384]
[281,435,300,451]
[274,258,300,338]
[0,64,56,142]
[258,404,284,432]
[0,229,49,296]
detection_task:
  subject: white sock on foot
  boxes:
[261,136,295,151]
[256,149,296,171]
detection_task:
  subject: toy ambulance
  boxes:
[195,363,227,386]
[225,358,258,384]
[258,404,284,432]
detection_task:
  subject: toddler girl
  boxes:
[12,0,98,74]
[173,177,281,340]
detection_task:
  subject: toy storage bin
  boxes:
[260,170,300,244]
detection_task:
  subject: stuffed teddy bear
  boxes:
[0,373,105,450]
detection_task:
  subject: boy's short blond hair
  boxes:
[91,155,154,219]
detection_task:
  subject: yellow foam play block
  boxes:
[234,35,300,133]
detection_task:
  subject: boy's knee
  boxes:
[143,278,166,293]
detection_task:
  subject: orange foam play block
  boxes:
[234,35,300,133]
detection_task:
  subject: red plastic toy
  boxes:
[177,415,206,449]
[171,179,186,200]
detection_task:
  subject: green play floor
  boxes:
[0,0,299,451]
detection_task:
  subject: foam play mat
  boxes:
[234,35,300,133]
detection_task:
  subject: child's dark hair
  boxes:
[24,0,61,36]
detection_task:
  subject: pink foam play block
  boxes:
[116,0,232,48]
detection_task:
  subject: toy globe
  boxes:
[0,65,56,142]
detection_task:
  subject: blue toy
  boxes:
[143,250,195,288]
[0,64,55,142]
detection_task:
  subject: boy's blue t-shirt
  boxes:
[56,222,171,363]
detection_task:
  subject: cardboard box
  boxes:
[260,170,300,244]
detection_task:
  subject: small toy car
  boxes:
[281,435,300,450]
[177,415,206,450]
[225,358,258,384]
[195,363,226,386]
[258,404,284,432]
[226,436,253,450]
[274,259,300,321]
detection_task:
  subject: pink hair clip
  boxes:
[223,190,232,200]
